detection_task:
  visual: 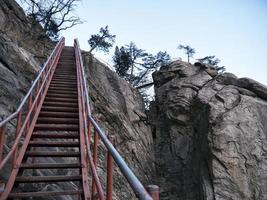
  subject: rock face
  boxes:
[151,61,267,200]
[82,54,155,200]
[0,0,53,118]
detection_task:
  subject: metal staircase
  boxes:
[0,38,158,200]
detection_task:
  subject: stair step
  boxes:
[48,86,77,91]
[9,190,83,198]
[20,163,81,169]
[41,106,78,112]
[52,77,76,80]
[25,151,80,157]
[34,124,79,131]
[56,68,75,70]
[44,97,77,103]
[47,90,78,95]
[55,71,76,76]
[45,93,77,99]
[49,84,77,89]
[53,76,76,79]
[58,63,75,66]
[29,141,80,147]
[49,84,77,91]
[50,81,77,85]
[37,117,78,124]
[59,61,75,64]
[51,78,76,81]
[39,111,79,118]
[42,101,78,107]
[55,69,76,73]
[15,175,82,183]
[56,65,76,72]
[32,132,79,139]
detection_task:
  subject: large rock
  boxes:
[82,53,156,200]
[0,0,53,119]
[151,60,267,200]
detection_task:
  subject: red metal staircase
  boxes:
[0,38,158,200]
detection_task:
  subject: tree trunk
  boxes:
[89,44,97,53]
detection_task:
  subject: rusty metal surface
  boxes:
[74,39,158,200]
[146,185,159,200]
[0,37,65,199]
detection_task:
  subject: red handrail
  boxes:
[0,37,65,190]
[74,39,159,200]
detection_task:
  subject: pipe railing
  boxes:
[74,39,159,200]
[0,37,65,184]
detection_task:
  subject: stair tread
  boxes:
[52,78,77,83]
[37,117,78,124]
[39,111,79,118]
[34,124,79,131]
[41,106,78,112]
[44,97,78,103]
[42,102,78,107]
[25,151,80,157]
[49,87,77,92]
[50,83,77,86]
[46,94,78,99]
[49,85,77,89]
[47,90,78,95]
[15,175,82,183]
[9,190,83,198]
[20,163,81,169]
[29,141,80,147]
[32,132,79,139]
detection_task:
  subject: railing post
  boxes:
[91,129,99,200]
[106,135,115,200]
[87,122,91,149]
[34,80,40,112]
[0,126,5,163]
[26,93,33,134]
[146,185,159,200]
[12,111,22,168]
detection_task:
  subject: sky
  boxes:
[61,0,267,85]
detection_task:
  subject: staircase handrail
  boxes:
[0,37,65,171]
[0,38,65,126]
[74,39,157,200]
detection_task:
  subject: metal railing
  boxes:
[74,39,159,200]
[0,37,65,198]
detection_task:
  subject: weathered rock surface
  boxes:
[151,61,267,200]
[0,0,53,119]
[82,53,155,200]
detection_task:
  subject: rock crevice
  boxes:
[151,61,267,200]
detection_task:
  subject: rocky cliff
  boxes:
[150,61,267,200]
[82,54,155,200]
[0,0,53,118]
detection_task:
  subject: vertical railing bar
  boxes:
[12,111,22,168]
[106,135,114,200]
[26,93,33,133]
[0,126,5,163]
[146,185,159,200]
[91,128,99,200]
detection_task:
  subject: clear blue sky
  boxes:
[62,0,267,85]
